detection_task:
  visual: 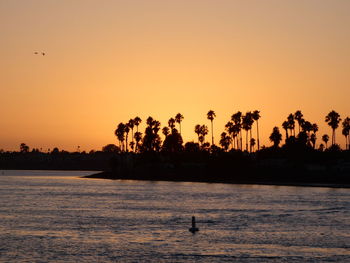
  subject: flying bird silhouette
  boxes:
[34,51,46,56]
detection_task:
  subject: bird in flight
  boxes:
[34,51,46,56]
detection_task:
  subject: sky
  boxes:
[1,0,349,151]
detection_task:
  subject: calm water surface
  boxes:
[0,170,349,262]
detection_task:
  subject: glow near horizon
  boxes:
[0,0,349,151]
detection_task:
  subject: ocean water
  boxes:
[0,170,349,262]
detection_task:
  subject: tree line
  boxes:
[113,110,350,153]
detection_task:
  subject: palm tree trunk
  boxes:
[179,122,182,135]
[332,129,335,145]
[240,132,243,151]
[211,120,214,145]
[256,120,260,151]
[245,130,248,152]
[249,129,252,153]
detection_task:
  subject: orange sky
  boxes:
[1,1,349,151]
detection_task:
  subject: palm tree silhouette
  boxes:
[250,138,256,152]
[231,111,242,150]
[124,125,130,152]
[207,110,216,145]
[128,119,135,150]
[322,134,329,149]
[242,112,254,152]
[168,118,176,131]
[294,110,304,134]
[162,126,170,138]
[325,110,341,145]
[282,121,289,140]
[287,113,295,136]
[269,127,282,148]
[134,131,142,152]
[115,123,126,151]
[252,110,261,151]
[225,121,235,149]
[219,132,231,151]
[134,116,142,132]
[200,125,209,145]
[175,113,184,135]
[312,123,318,148]
[194,124,201,143]
[342,117,350,150]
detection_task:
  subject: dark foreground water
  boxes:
[0,170,349,262]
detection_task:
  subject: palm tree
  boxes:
[311,123,318,148]
[252,110,261,151]
[250,138,256,152]
[168,118,176,131]
[200,125,209,144]
[282,121,289,140]
[128,119,135,149]
[325,110,341,145]
[287,113,295,136]
[134,116,142,132]
[269,127,282,148]
[242,112,254,152]
[162,126,170,138]
[194,124,201,143]
[219,132,231,151]
[175,113,184,135]
[225,121,235,149]
[124,125,130,152]
[231,111,242,150]
[207,110,216,145]
[342,117,350,150]
[146,116,154,128]
[134,131,142,152]
[115,123,126,151]
[322,134,329,149]
[294,110,304,134]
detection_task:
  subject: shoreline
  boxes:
[84,171,350,189]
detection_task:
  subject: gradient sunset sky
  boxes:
[1,0,349,151]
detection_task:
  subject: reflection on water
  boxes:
[0,170,349,262]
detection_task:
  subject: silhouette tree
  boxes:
[207,110,216,145]
[162,129,183,152]
[287,113,295,136]
[294,110,304,134]
[102,144,120,153]
[225,121,235,149]
[342,117,350,150]
[250,138,256,152]
[252,110,261,151]
[141,117,162,152]
[325,110,341,145]
[322,134,329,149]
[282,121,289,140]
[115,123,126,151]
[219,132,231,152]
[175,113,184,135]
[162,126,170,138]
[200,125,209,146]
[168,118,176,131]
[124,125,130,152]
[231,111,242,150]
[242,112,254,152]
[128,119,135,150]
[269,127,282,148]
[134,131,142,152]
[20,143,30,153]
[134,116,142,132]
[194,124,202,143]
